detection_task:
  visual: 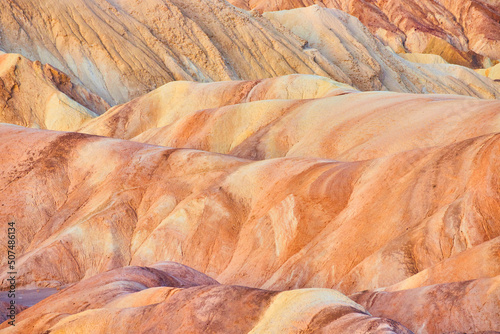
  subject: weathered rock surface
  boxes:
[0,264,413,333]
[380,237,500,292]
[0,0,498,104]
[78,75,500,161]
[262,7,500,96]
[0,2,498,332]
[0,53,109,130]
[0,124,498,303]
[229,0,500,65]
[0,0,342,104]
[352,276,500,334]
[396,53,449,65]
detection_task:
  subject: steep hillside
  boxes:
[0,0,341,104]
[0,1,498,332]
[0,125,498,300]
[0,53,108,130]
[230,0,500,65]
[1,0,498,104]
[262,7,500,95]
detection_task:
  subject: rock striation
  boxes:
[0,263,413,333]
[78,75,500,162]
[0,0,498,104]
[0,53,109,130]
[0,1,498,332]
[229,0,500,65]
[0,0,339,104]
[0,124,498,305]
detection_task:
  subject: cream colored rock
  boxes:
[477,63,500,81]
[78,75,355,140]
[0,53,108,131]
[229,0,500,65]
[0,0,498,104]
[0,0,346,104]
[398,53,449,65]
[77,75,500,162]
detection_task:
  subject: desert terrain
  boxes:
[0,0,499,333]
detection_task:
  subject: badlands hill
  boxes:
[0,122,498,332]
[77,75,500,162]
[0,263,414,333]
[0,52,108,130]
[1,0,499,104]
[229,0,500,67]
[0,0,499,333]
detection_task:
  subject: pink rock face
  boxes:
[0,74,498,333]
[351,276,500,334]
[0,263,413,333]
[0,0,498,332]
[229,0,500,65]
[0,123,498,300]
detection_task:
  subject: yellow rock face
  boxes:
[0,53,109,130]
[477,62,500,81]
[77,75,500,162]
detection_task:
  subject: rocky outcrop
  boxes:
[0,264,413,333]
[262,7,499,95]
[0,0,498,104]
[0,0,343,104]
[0,53,108,130]
[229,0,500,66]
